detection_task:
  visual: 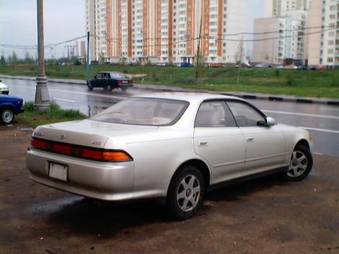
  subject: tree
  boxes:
[0,55,5,65]
[10,51,18,64]
[24,51,33,64]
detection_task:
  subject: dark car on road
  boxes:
[0,94,24,124]
[87,72,133,91]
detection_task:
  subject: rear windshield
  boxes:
[110,73,127,79]
[92,98,189,126]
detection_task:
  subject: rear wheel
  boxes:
[283,144,313,181]
[1,107,15,124]
[87,82,93,91]
[167,165,205,220]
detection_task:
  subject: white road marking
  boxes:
[53,97,76,103]
[263,110,339,120]
[300,127,339,134]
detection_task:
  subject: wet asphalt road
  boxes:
[3,77,339,157]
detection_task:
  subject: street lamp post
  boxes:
[35,0,50,110]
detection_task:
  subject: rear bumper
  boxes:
[27,149,139,201]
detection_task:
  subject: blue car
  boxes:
[0,95,24,124]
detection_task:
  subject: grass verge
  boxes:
[17,102,86,128]
[1,64,339,98]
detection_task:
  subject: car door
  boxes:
[227,100,286,174]
[193,100,246,184]
[95,73,103,87]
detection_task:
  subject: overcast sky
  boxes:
[0,0,263,58]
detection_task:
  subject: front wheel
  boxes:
[283,144,313,181]
[1,108,15,124]
[166,165,205,220]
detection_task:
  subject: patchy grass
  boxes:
[1,64,339,98]
[17,102,86,128]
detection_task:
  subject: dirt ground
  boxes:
[1,125,339,254]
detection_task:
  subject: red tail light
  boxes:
[30,138,133,162]
[31,138,50,150]
[51,143,73,156]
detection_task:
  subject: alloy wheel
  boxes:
[176,174,201,212]
[287,150,308,178]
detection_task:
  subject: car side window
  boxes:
[227,101,265,127]
[195,101,236,128]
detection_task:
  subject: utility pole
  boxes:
[195,12,203,80]
[35,0,50,110]
[86,31,90,80]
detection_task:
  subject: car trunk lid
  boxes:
[32,119,156,148]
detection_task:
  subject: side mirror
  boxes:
[266,117,276,127]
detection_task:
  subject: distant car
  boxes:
[254,63,268,68]
[0,94,24,124]
[27,93,313,220]
[275,65,284,70]
[87,72,133,91]
[0,80,9,95]
[180,63,194,68]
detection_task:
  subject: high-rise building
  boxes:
[86,0,108,62]
[86,0,248,64]
[307,0,339,67]
[252,0,308,64]
[253,12,307,64]
[272,0,310,16]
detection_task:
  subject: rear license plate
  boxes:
[121,80,128,84]
[48,162,68,182]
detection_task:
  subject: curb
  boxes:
[1,74,339,106]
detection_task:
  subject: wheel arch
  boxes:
[168,158,211,194]
[1,104,16,113]
[295,139,310,150]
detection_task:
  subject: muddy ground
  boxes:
[0,126,339,254]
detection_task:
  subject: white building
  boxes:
[272,0,310,16]
[86,0,108,62]
[252,0,308,64]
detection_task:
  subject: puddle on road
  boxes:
[27,196,83,214]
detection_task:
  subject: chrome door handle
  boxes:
[199,141,208,146]
[247,137,254,142]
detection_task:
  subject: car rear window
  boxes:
[110,73,127,79]
[92,98,189,126]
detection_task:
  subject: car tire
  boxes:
[1,107,15,124]
[283,144,313,181]
[87,83,93,91]
[166,165,205,220]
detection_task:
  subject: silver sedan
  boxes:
[27,93,313,219]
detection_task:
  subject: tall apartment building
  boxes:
[86,0,247,64]
[86,0,108,61]
[307,0,339,67]
[252,0,308,64]
[272,0,309,16]
[253,12,307,64]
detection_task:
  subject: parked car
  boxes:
[0,80,9,95]
[87,72,133,91]
[0,94,24,124]
[27,93,313,220]
[180,62,194,68]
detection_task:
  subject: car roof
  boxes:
[98,71,123,75]
[133,92,243,103]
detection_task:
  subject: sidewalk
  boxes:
[1,74,339,106]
